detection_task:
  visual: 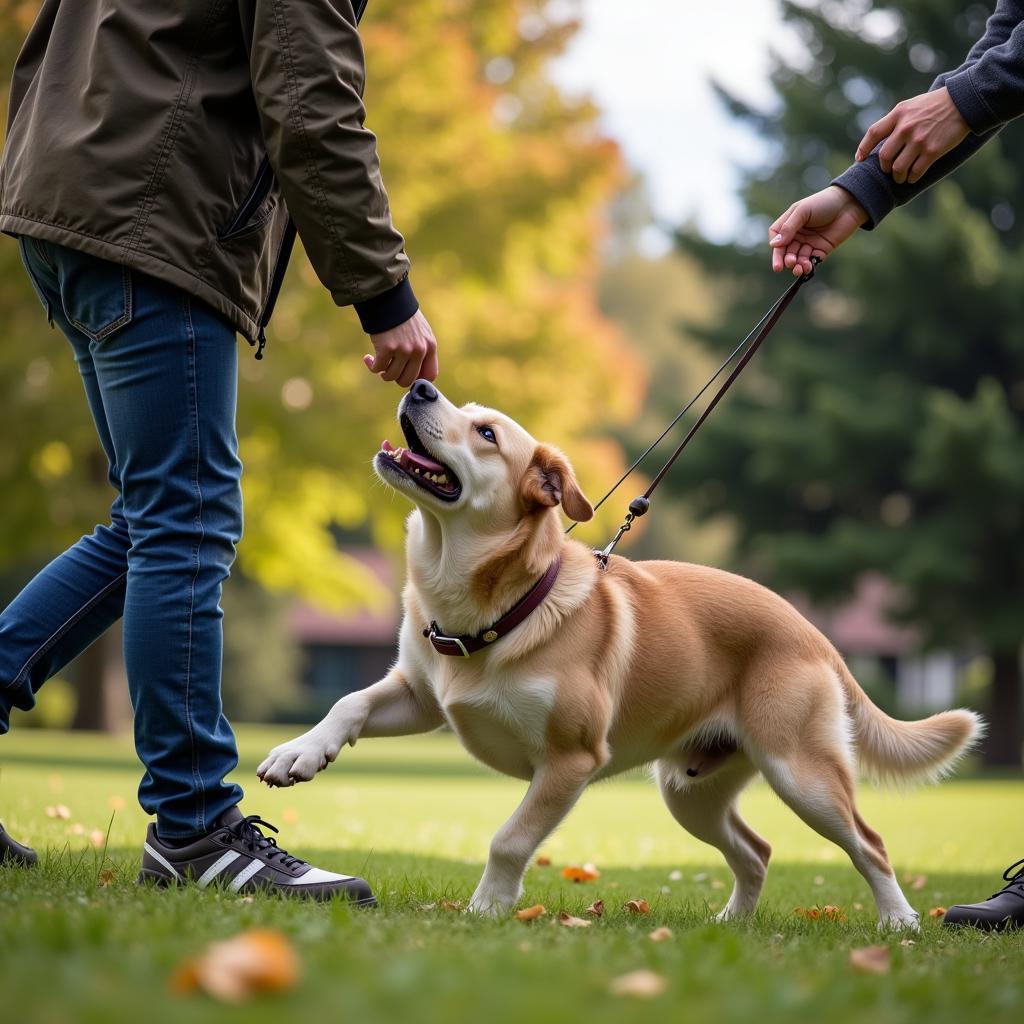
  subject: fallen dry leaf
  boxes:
[929,907,947,918]
[561,864,600,883]
[514,904,546,921]
[900,939,916,947]
[89,829,107,849]
[909,874,928,891]
[794,905,846,922]
[849,945,891,975]
[45,804,71,820]
[535,855,552,867]
[624,899,650,915]
[585,900,605,917]
[710,879,725,890]
[609,969,667,999]
[171,929,299,1003]
[648,926,673,943]
[97,868,116,888]
[439,899,462,913]
[558,912,591,929]
[106,795,126,811]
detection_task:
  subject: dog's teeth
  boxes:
[437,474,447,484]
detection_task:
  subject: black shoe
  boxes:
[0,821,37,867]
[138,807,375,905]
[943,858,1024,932]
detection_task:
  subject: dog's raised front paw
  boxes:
[256,731,338,787]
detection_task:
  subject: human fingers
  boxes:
[856,108,898,162]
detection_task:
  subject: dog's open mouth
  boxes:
[377,414,462,502]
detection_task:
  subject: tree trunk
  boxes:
[69,622,131,733]
[983,648,1023,769]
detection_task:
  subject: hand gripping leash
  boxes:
[574,259,821,568]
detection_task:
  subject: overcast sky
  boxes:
[550,0,801,243]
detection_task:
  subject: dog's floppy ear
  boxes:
[522,444,594,522]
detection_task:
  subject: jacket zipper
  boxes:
[254,218,296,359]
[221,156,275,240]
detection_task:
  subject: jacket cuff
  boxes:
[352,275,419,334]
[945,68,1000,135]
[831,160,895,231]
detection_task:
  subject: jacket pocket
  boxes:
[51,244,133,343]
[218,156,277,242]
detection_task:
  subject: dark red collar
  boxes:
[423,557,562,658]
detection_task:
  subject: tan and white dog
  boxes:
[258,381,982,928]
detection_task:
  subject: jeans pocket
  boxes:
[52,243,134,342]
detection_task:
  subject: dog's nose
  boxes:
[409,379,439,403]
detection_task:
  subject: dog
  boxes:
[258,380,982,928]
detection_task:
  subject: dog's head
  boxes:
[375,380,593,527]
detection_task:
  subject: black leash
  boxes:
[573,259,820,567]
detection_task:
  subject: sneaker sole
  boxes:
[137,869,377,907]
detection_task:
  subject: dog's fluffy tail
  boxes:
[834,658,985,784]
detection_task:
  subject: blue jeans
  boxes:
[0,238,243,837]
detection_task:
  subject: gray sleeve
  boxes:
[831,0,1021,228]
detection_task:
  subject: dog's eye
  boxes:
[476,425,497,445]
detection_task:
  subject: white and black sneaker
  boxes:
[0,821,37,867]
[138,807,375,905]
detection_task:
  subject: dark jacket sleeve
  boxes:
[832,0,1024,229]
[243,0,418,332]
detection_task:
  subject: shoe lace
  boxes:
[224,815,306,871]
[992,858,1024,898]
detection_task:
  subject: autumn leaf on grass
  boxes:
[171,929,300,1003]
[624,899,650,915]
[648,927,673,942]
[794,905,847,922]
[439,899,462,912]
[585,900,605,917]
[929,907,947,918]
[609,970,667,999]
[514,905,546,921]
[535,855,552,867]
[910,874,928,891]
[45,805,71,820]
[561,864,600,883]
[849,945,891,975]
[97,868,116,888]
[558,912,591,929]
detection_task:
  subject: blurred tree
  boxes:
[0,1,644,723]
[670,0,1024,766]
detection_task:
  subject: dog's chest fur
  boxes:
[433,668,556,780]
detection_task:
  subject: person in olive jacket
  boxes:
[768,0,1024,931]
[0,0,435,901]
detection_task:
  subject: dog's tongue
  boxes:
[382,439,447,475]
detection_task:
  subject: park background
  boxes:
[1,1,1022,1022]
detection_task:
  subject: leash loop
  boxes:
[585,259,820,565]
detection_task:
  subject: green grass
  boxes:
[2,727,1022,1024]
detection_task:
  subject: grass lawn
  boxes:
[1,725,1022,1024]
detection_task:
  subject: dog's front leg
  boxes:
[469,751,603,915]
[257,668,442,787]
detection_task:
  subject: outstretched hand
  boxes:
[768,185,868,276]
[363,309,439,387]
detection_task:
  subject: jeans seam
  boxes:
[6,571,128,690]
[182,292,207,834]
[69,266,134,342]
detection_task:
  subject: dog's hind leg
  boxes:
[655,753,770,920]
[754,749,919,931]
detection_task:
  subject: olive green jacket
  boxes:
[0,0,417,352]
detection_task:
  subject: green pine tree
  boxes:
[668,1,1024,766]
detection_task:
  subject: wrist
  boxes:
[830,185,869,225]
